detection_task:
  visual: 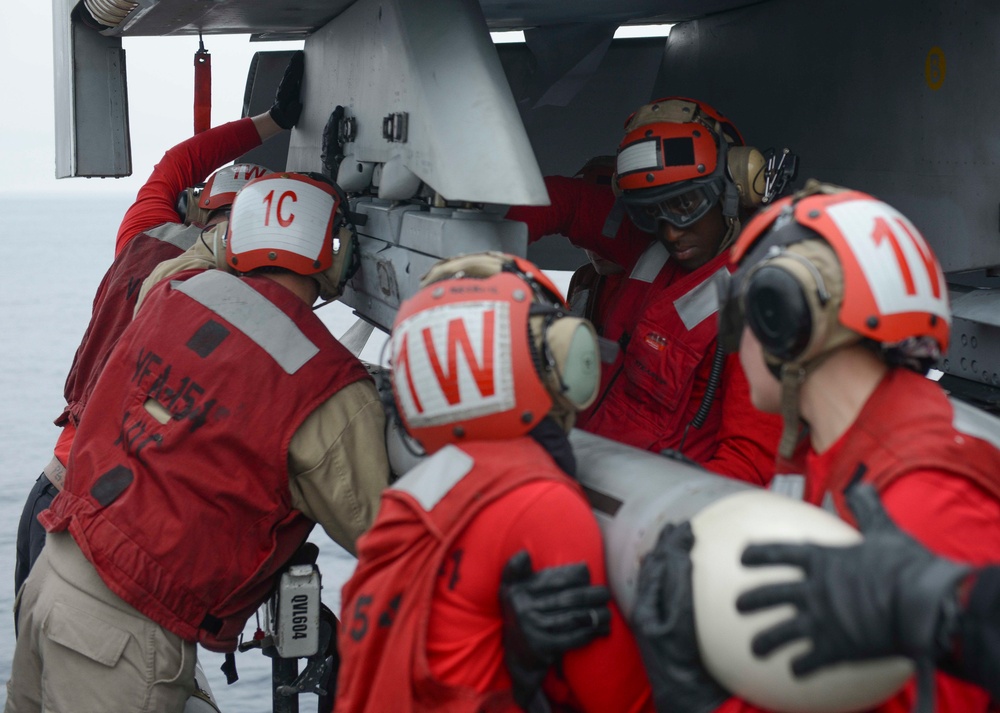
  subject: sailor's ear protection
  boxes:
[533,311,601,411]
[742,244,834,363]
[316,224,360,300]
[727,146,767,209]
[176,188,192,222]
[177,184,208,225]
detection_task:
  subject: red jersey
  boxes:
[59,223,204,430]
[336,438,653,713]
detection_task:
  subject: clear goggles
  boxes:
[623,180,723,233]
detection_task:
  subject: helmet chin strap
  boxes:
[722,177,741,221]
[718,214,742,254]
[773,342,852,459]
[777,363,808,460]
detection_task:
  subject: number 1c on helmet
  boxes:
[225,172,358,301]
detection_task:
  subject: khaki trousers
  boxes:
[6,531,196,713]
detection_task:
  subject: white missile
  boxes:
[570,429,912,713]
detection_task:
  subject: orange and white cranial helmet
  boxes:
[199,163,273,211]
[721,181,951,371]
[719,181,950,457]
[226,172,357,300]
[176,163,272,226]
[389,252,600,455]
[615,97,749,233]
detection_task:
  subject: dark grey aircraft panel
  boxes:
[102,0,761,37]
[237,51,297,171]
[654,0,1000,275]
[479,0,762,28]
[498,36,667,270]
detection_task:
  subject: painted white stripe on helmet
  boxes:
[617,139,660,175]
[206,164,271,200]
[674,267,729,330]
[175,271,319,374]
[827,199,949,324]
[146,223,203,251]
[391,445,474,511]
[392,301,516,427]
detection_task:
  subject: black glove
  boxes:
[499,550,611,710]
[632,522,729,713]
[269,51,305,130]
[737,484,971,676]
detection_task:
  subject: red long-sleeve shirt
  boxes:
[114,117,262,255]
[428,479,655,712]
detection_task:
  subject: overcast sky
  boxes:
[3,1,302,196]
[1,1,670,197]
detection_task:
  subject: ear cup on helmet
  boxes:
[742,238,848,364]
[727,146,767,209]
[178,185,212,226]
[176,187,192,223]
[744,264,814,362]
[543,316,601,410]
[314,225,359,300]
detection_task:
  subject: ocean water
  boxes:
[0,193,384,711]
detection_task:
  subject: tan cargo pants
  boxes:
[6,532,196,713]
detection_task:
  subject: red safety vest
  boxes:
[59,222,204,428]
[335,438,574,713]
[774,369,1000,517]
[42,270,370,652]
[580,245,733,462]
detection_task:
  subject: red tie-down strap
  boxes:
[194,35,211,134]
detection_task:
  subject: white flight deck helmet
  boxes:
[614,97,767,251]
[718,180,950,456]
[178,163,272,227]
[388,252,601,456]
[225,172,358,301]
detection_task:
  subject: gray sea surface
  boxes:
[0,192,384,712]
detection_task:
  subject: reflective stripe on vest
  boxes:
[175,271,319,374]
[629,242,669,283]
[820,491,837,515]
[146,222,203,251]
[951,398,1000,450]
[769,474,842,513]
[768,473,806,501]
[602,199,628,239]
[674,267,729,331]
[391,445,474,511]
